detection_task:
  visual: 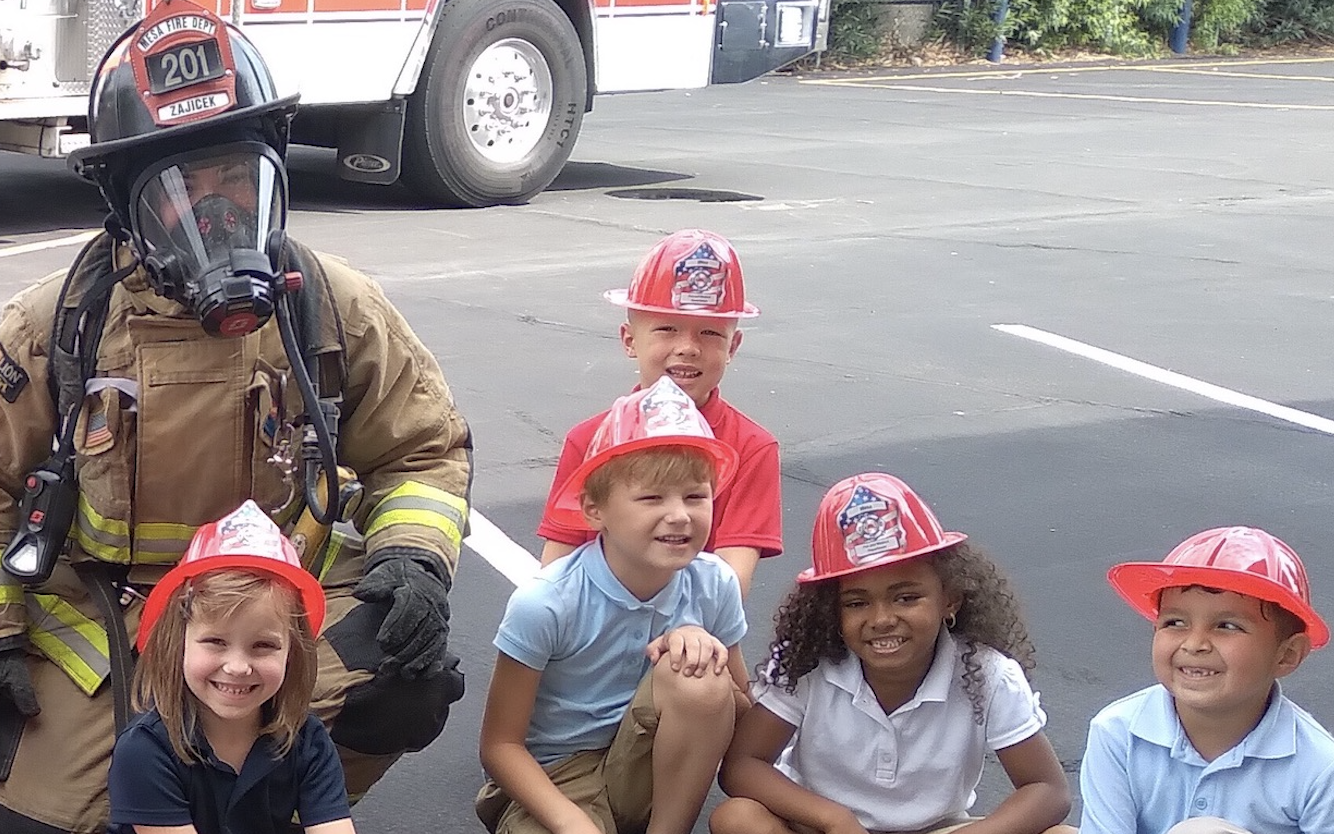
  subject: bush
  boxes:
[925,0,1333,55]
[1249,0,1334,43]
[827,0,889,61]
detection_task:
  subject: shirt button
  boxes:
[1195,798,1207,810]
[634,631,645,639]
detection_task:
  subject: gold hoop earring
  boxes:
[944,613,957,630]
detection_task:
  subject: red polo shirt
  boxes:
[537,389,783,557]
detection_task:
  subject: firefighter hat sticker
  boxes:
[604,229,760,318]
[549,376,739,528]
[801,473,967,583]
[137,500,326,650]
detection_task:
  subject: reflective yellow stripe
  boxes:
[74,494,202,565]
[0,585,23,605]
[316,531,346,583]
[133,521,198,564]
[74,494,132,563]
[365,482,467,548]
[26,594,109,696]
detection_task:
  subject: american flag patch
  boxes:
[85,408,112,448]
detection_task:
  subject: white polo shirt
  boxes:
[754,632,1045,832]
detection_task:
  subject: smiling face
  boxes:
[838,558,959,701]
[1152,586,1308,726]
[584,475,714,598]
[620,310,742,408]
[183,591,290,732]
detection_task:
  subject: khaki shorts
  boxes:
[476,674,658,834]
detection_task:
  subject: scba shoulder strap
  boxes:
[281,237,348,406]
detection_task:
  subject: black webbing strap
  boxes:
[72,562,133,735]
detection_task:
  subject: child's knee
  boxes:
[709,798,771,834]
[652,660,735,717]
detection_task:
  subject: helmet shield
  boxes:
[130,141,285,284]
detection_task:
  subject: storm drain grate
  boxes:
[606,188,762,203]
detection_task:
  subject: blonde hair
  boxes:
[581,446,716,507]
[133,569,319,763]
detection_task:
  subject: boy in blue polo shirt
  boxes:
[1079,526,1334,834]
[477,376,747,834]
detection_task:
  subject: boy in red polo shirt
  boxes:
[537,229,782,596]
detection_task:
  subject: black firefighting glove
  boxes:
[0,640,38,719]
[352,547,452,680]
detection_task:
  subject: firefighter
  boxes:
[0,3,471,832]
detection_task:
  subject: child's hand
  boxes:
[646,626,728,677]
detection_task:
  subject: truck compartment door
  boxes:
[711,0,818,84]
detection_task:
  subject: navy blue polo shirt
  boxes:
[108,709,350,834]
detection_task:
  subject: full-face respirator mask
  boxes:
[129,141,290,337]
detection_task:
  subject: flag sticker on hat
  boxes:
[672,242,727,311]
[641,376,696,435]
[214,500,283,556]
[839,485,905,563]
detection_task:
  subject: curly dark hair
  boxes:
[762,542,1035,722]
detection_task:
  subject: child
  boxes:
[478,376,748,834]
[538,228,781,596]
[713,473,1075,834]
[107,500,356,834]
[1079,526,1334,834]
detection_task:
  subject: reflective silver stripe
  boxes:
[369,494,467,530]
[25,594,110,696]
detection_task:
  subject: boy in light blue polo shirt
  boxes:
[476,377,748,834]
[1079,526,1334,834]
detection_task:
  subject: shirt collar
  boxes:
[1131,682,1296,763]
[579,537,683,615]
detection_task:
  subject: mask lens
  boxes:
[133,147,284,282]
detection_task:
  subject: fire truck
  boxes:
[0,0,826,206]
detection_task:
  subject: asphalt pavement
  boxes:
[2,54,1334,833]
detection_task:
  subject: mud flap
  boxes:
[336,101,406,186]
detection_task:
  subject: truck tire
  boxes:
[402,0,587,207]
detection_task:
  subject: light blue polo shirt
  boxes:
[494,537,747,765]
[1079,683,1334,834]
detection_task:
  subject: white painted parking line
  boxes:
[0,230,99,259]
[464,510,540,587]
[993,323,1334,435]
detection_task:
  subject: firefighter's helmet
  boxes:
[137,500,326,650]
[801,473,967,584]
[604,229,760,319]
[1108,526,1329,648]
[68,0,298,230]
[548,376,739,528]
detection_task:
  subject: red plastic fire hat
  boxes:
[801,473,967,583]
[550,376,739,528]
[604,229,760,319]
[1108,526,1328,649]
[137,500,326,650]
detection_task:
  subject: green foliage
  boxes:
[923,0,1332,53]
[933,0,1006,55]
[935,0,1160,56]
[827,0,888,61]
[1249,0,1334,43]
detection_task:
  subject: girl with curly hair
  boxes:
[712,473,1074,834]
